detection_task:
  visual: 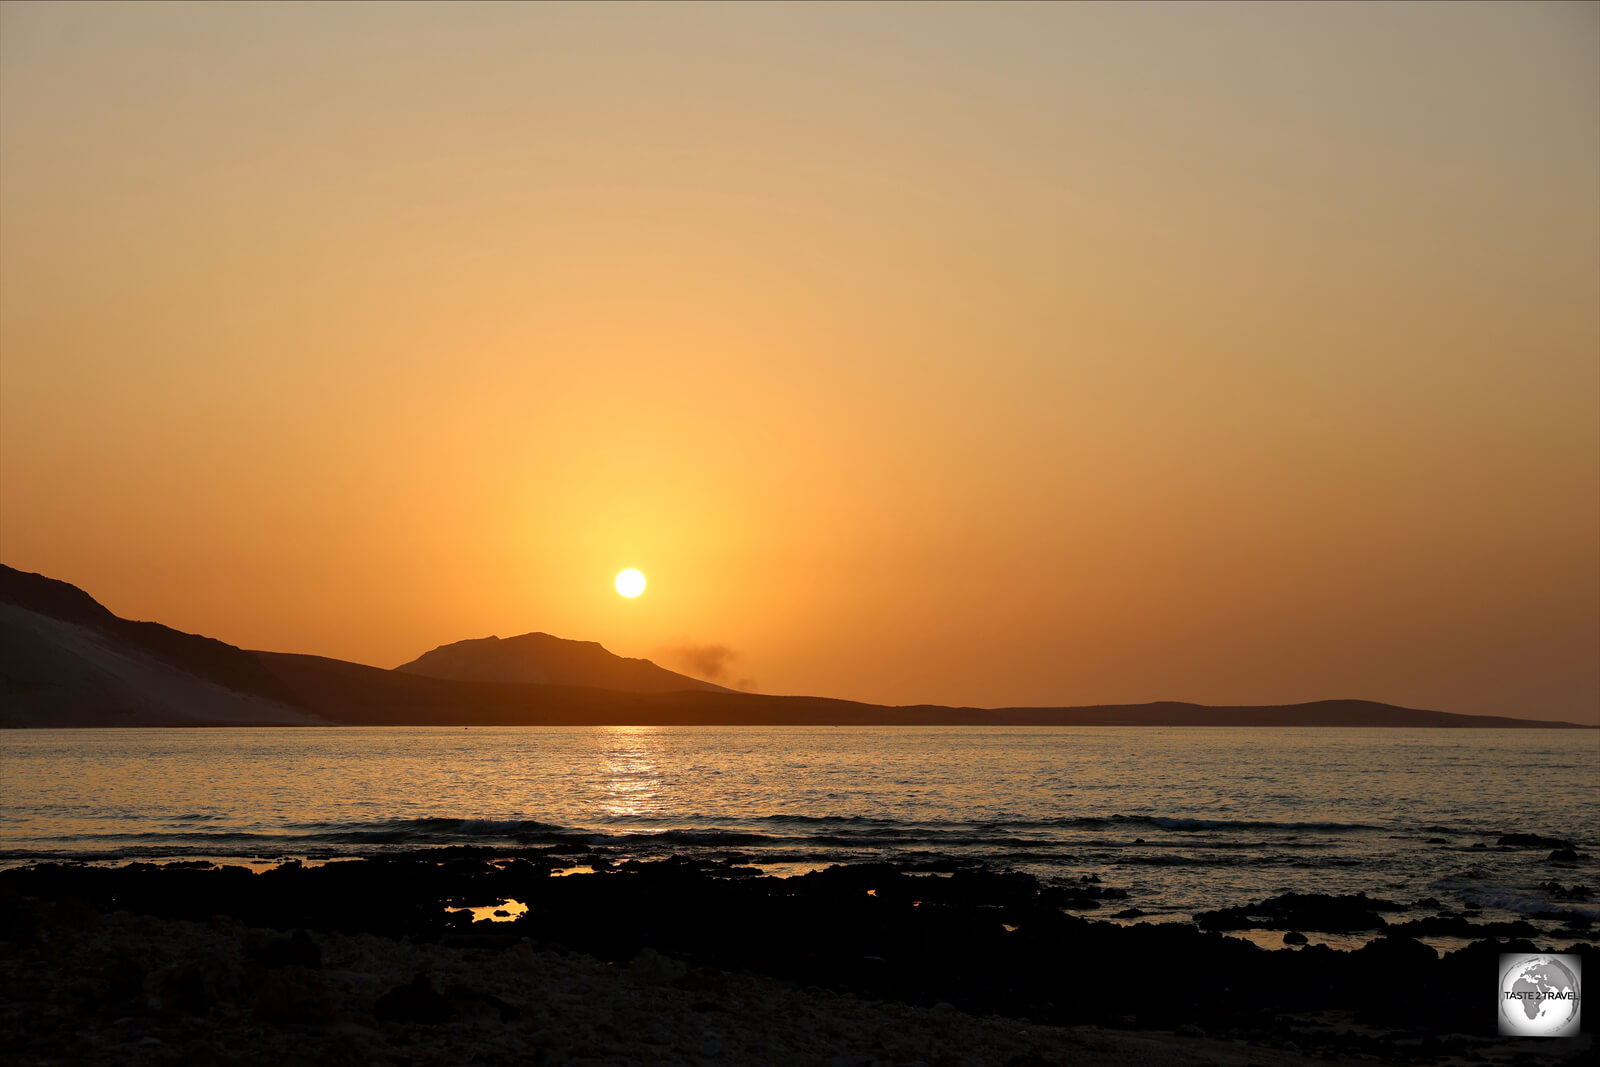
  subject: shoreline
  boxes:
[3,855,1593,1064]
[5,815,1593,945]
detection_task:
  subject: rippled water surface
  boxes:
[3,726,1595,925]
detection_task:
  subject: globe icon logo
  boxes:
[1499,953,1582,1037]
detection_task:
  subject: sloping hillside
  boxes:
[395,632,729,693]
[0,566,324,726]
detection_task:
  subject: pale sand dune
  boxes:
[0,604,324,727]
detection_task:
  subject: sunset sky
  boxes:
[2,2,1596,722]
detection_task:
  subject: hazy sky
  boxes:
[3,2,1596,722]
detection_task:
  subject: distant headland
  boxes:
[2,565,1591,729]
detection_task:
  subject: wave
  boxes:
[287,817,566,835]
[300,814,1376,850]
[584,812,1382,834]
[1049,815,1380,832]
[1426,878,1600,921]
[2,812,1385,856]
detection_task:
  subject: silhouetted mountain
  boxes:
[2,565,1593,728]
[980,700,1563,728]
[254,656,1598,728]
[0,565,323,726]
[395,633,730,693]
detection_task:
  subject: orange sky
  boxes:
[2,2,1596,722]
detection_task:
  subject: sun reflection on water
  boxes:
[595,726,665,821]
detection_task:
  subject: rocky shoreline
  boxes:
[2,855,1592,1065]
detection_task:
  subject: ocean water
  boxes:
[3,726,1596,940]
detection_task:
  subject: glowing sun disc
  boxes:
[615,569,646,598]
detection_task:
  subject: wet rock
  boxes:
[1283,930,1308,945]
[1497,833,1574,849]
[1387,915,1540,939]
[1547,848,1580,863]
[1341,937,1442,1028]
[1196,892,1405,932]
[1040,878,1127,909]
[1539,880,1594,901]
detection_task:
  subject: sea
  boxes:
[3,726,1596,948]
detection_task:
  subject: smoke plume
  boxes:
[662,641,751,689]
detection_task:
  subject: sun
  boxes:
[614,568,646,598]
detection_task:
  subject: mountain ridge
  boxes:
[2,564,1592,728]
[0,566,323,726]
[395,631,731,693]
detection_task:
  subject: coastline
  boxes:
[7,569,1593,730]
[4,855,1592,1065]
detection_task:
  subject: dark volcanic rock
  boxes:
[144,961,217,1015]
[1497,833,1574,849]
[375,972,452,1023]
[4,853,1595,1050]
[1387,915,1541,938]
[0,884,42,946]
[1539,880,1594,901]
[1195,892,1407,932]
[253,965,338,1024]
[243,928,322,969]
